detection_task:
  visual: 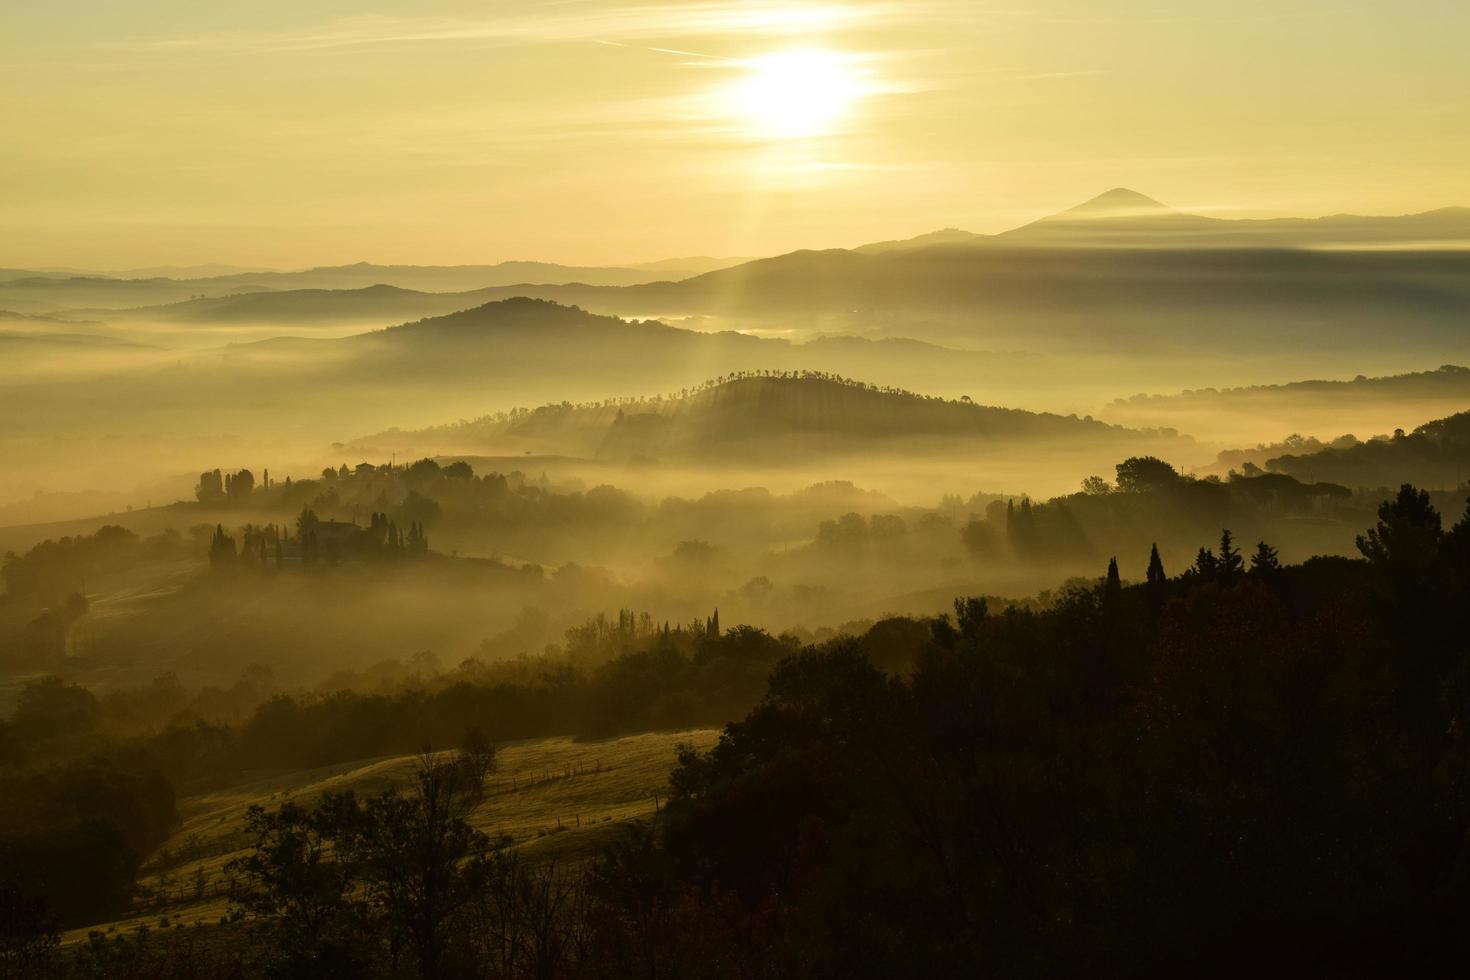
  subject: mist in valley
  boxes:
[7,1,1470,971]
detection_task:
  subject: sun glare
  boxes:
[726,49,869,140]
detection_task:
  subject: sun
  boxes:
[726,49,868,140]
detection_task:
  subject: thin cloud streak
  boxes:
[100,2,925,57]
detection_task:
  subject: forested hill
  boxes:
[379,374,1172,462]
[361,295,687,344]
[1112,364,1470,409]
[1268,408,1470,489]
[1099,364,1470,446]
[599,374,1139,454]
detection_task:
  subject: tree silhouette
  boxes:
[1250,540,1280,576]
[1114,456,1180,493]
[1356,483,1443,579]
[1104,556,1122,603]
[1218,529,1243,583]
[953,596,987,638]
[208,525,236,565]
[1193,546,1218,581]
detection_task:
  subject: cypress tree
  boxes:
[1219,529,1243,582]
[1104,557,1122,606]
[1146,543,1167,612]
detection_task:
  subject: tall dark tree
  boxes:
[1218,529,1243,582]
[1146,543,1167,612]
[208,525,236,566]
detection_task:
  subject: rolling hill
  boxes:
[357,372,1181,464]
[0,298,1072,508]
[212,297,1041,397]
[1265,408,1470,490]
[1102,364,1470,445]
[66,729,720,942]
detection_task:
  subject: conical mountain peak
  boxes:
[1063,188,1174,218]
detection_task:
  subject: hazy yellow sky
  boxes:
[4,0,1469,270]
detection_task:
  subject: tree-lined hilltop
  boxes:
[357,372,1178,463]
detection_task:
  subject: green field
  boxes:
[65,727,720,944]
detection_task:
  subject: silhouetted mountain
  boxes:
[12,297,1043,460]
[858,188,1470,251]
[438,244,1470,359]
[997,188,1225,246]
[105,283,496,325]
[630,255,755,274]
[0,258,739,314]
[855,227,987,254]
[99,263,277,279]
[226,298,1035,396]
[16,191,1469,324]
[0,275,274,314]
[220,260,697,291]
[1057,187,1175,218]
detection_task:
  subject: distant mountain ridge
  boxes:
[9,189,1469,319]
[422,245,1470,358]
[67,239,1470,365]
[865,188,1470,251]
[0,257,749,314]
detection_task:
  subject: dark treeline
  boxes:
[11,611,896,788]
[3,452,1426,671]
[0,608,873,962]
[637,485,1470,976]
[7,486,1470,976]
[0,677,178,950]
[207,509,429,568]
[960,454,1367,572]
[0,525,181,605]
